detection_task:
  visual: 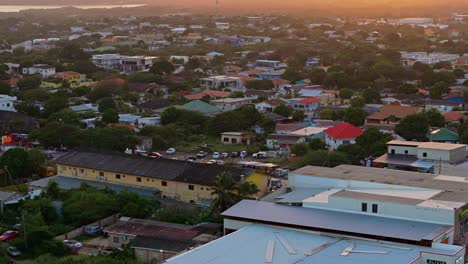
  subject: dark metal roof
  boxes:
[222,200,451,243]
[54,151,249,186]
[132,235,196,252]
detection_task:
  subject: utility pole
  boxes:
[22,213,27,249]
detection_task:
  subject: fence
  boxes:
[55,213,120,241]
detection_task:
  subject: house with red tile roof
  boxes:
[50,71,83,82]
[184,89,231,101]
[286,97,321,113]
[443,111,463,123]
[324,122,363,150]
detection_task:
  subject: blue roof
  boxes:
[444,97,464,103]
[222,200,451,243]
[164,224,461,264]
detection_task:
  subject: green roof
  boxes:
[428,128,459,142]
[176,100,221,116]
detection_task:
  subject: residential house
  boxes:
[184,89,231,101]
[120,56,158,72]
[70,103,99,113]
[428,128,460,144]
[324,122,363,150]
[245,90,277,100]
[258,71,284,80]
[221,132,254,145]
[175,100,222,116]
[272,79,291,93]
[255,99,284,112]
[275,124,304,135]
[0,95,16,112]
[199,76,243,91]
[365,104,421,126]
[304,57,320,69]
[400,52,460,66]
[266,134,306,151]
[290,127,327,140]
[53,151,261,205]
[455,56,468,70]
[287,97,321,113]
[255,60,286,71]
[137,116,161,128]
[375,140,467,172]
[119,114,141,126]
[209,97,253,111]
[22,64,56,77]
[49,71,84,82]
[215,22,230,30]
[443,111,464,123]
[91,54,122,69]
[425,100,463,113]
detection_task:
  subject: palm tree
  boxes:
[210,172,238,213]
[237,181,260,199]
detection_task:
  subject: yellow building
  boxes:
[54,151,262,205]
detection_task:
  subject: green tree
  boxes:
[48,109,80,126]
[101,109,119,124]
[292,110,305,121]
[337,144,365,165]
[291,143,309,156]
[308,138,327,150]
[0,148,32,179]
[344,107,367,126]
[151,59,175,76]
[0,81,11,94]
[395,114,430,141]
[453,68,465,78]
[430,81,449,99]
[43,96,69,117]
[362,88,381,103]
[397,83,417,95]
[459,123,468,144]
[98,97,116,112]
[356,128,393,157]
[210,172,239,213]
[422,109,445,127]
[17,76,42,90]
[246,80,274,90]
[298,150,350,167]
[339,88,354,99]
[88,86,112,102]
[350,96,365,108]
[273,104,294,117]
[28,149,48,175]
[29,122,83,149]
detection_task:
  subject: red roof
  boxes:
[184,89,231,100]
[50,71,81,78]
[443,111,463,122]
[299,97,321,104]
[324,122,363,139]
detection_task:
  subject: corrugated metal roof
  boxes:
[222,200,450,243]
[164,224,461,264]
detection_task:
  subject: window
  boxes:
[423,152,427,158]
[188,185,194,190]
[232,138,237,144]
[200,187,204,190]
[147,179,149,181]
[136,177,142,182]
[80,169,84,173]
[372,204,378,213]
[162,181,167,187]
[99,172,104,177]
[116,174,121,179]
[404,150,408,154]
[224,137,229,142]
[390,149,395,155]
[61,166,66,170]
[361,203,367,212]
[113,237,120,244]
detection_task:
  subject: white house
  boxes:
[137,116,161,128]
[200,76,243,91]
[91,54,122,69]
[323,122,363,150]
[22,64,56,77]
[0,95,17,112]
[425,100,463,113]
[215,22,230,30]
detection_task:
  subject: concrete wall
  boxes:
[134,248,178,264]
[418,149,451,162]
[55,213,119,241]
[57,165,214,204]
[388,145,418,156]
[325,136,356,150]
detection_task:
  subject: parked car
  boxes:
[186,157,196,162]
[221,152,229,159]
[84,225,103,236]
[196,151,207,158]
[0,230,19,241]
[207,159,216,164]
[64,240,84,249]
[212,152,220,159]
[253,152,268,159]
[147,152,162,158]
[7,247,21,257]
[231,152,238,158]
[240,151,248,158]
[165,148,176,155]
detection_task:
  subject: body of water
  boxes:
[0,4,146,12]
